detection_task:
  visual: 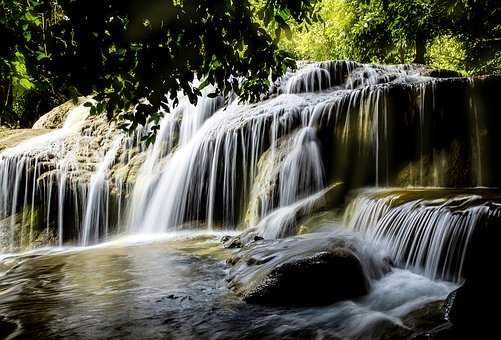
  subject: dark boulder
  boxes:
[220,235,232,243]
[237,247,369,306]
[445,217,498,337]
[413,217,500,339]
[227,231,391,307]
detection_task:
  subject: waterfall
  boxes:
[0,102,91,250]
[251,125,326,238]
[126,87,224,231]
[0,60,497,252]
[0,99,147,249]
[132,62,421,236]
[468,78,484,186]
[134,96,304,233]
[257,184,339,239]
[278,127,325,206]
[284,63,332,93]
[81,136,123,245]
[179,85,225,145]
[2,59,501,340]
[343,189,501,282]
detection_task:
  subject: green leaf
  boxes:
[198,78,210,91]
[19,78,35,90]
[23,31,32,41]
[36,51,49,61]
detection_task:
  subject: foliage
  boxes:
[278,0,355,61]
[1,0,500,131]
[345,0,458,64]
[281,0,500,75]
[451,0,501,73]
[427,35,467,75]
[0,0,69,127]
[1,0,320,137]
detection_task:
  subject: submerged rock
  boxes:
[242,248,369,306]
[227,231,391,306]
[376,300,446,340]
[222,236,243,249]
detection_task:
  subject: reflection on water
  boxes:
[0,232,453,339]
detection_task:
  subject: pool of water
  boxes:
[0,232,454,339]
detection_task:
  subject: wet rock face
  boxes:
[244,133,295,226]
[394,140,473,187]
[241,248,369,306]
[438,217,500,338]
[0,129,51,152]
[0,207,57,252]
[32,97,88,129]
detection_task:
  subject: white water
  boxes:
[81,136,124,245]
[279,126,325,206]
[0,102,92,249]
[126,88,224,231]
[343,189,501,282]
[132,62,433,237]
[0,61,497,340]
[0,61,491,259]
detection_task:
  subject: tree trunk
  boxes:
[414,33,426,64]
[0,82,12,125]
[399,47,405,64]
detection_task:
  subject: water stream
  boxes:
[0,61,499,338]
[0,232,453,339]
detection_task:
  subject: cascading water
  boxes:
[0,60,498,254]
[81,136,124,245]
[126,87,224,231]
[278,126,325,207]
[0,99,147,249]
[251,125,327,238]
[1,60,500,339]
[0,103,91,249]
[129,62,442,237]
[343,189,501,282]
